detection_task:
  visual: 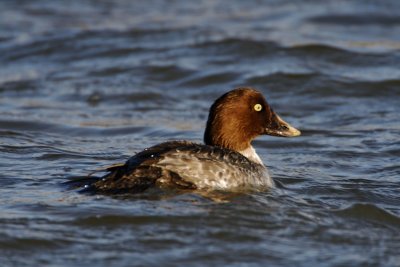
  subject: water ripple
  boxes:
[334,203,400,228]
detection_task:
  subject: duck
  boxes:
[80,87,301,194]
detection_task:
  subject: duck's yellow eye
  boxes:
[254,104,262,112]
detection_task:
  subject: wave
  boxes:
[334,203,400,228]
[308,14,400,26]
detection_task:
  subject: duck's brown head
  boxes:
[204,87,301,151]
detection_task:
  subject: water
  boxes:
[1,0,400,266]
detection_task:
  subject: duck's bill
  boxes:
[265,115,301,137]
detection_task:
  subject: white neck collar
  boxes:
[239,146,263,165]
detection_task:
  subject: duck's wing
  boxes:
[84,141,198,194]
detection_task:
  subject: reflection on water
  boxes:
[1,0,400,266]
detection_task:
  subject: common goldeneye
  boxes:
[82,87,300,194]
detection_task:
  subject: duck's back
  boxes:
[89,141,272,194]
